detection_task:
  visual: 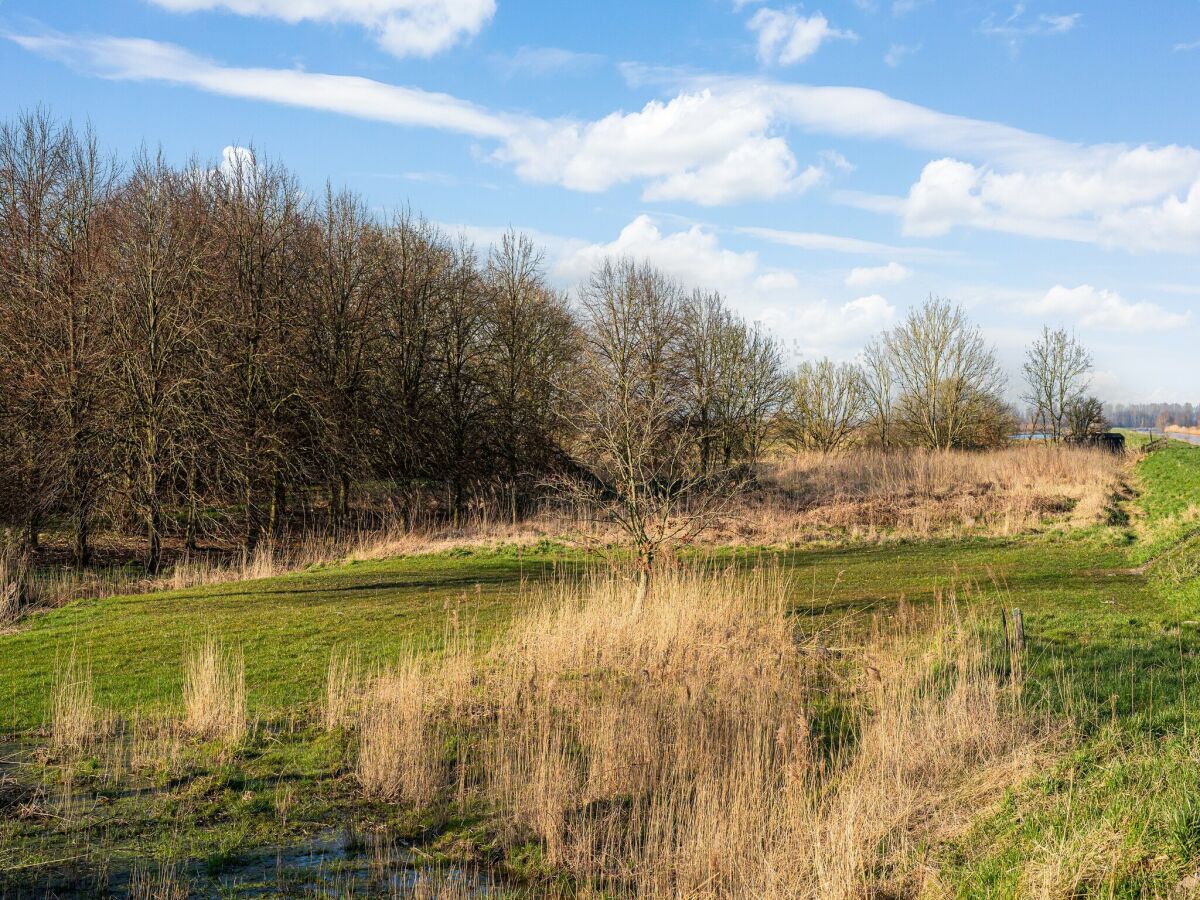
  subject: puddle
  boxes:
[204,827,500,897]
[2,821,501,898]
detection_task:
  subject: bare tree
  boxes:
[375,210,451,504]
[107,152,211,573]
[1022,326,1092,442]
[680,291,787,472]
[0,111,115,563]
[860,336,894,449]
[884,296,1007,451]
[208,147,308,550]
[485,230,577,523]
[564,260,737,595]
[1066,395,1107,441]
[431,237,492,526]
[785,359,866,454]
[723,323,787,467]
[303,185,380,525]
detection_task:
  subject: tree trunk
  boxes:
[72,512,91,569]
[243,476,260,554]
[146,506,162,575]
[24,518,39,553]
[270,472,287,536]
[184,461,199,552]
[450,477,463,529]
[634,545,654,608]
[329,478,343,531]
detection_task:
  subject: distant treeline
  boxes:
[0,112,1037,572]
[1105,403,1200,430]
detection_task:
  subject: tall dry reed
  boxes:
[0,552,25,627]
[350,565,1044,897]
[324,645,365,732]
[745,443,1124,541]
[183,636,247,742]
[356,653,441,804]
[49,648,107,754]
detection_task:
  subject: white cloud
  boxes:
[643,141,824,205]
[845,261,912,287]
[1025,285,1189,332]
[17,30,1200,247]
[883,42,919,67]
[554,215,758,288]
[747,8,857,65]
[219,144,255,177]
[765,294,896,358]
[738,225,949,259]
[145,0,495,57]
[497,88,830,204]
[899,150,1200,250]
[553,216,895,358]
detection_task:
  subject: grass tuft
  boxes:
[183,636,246,742]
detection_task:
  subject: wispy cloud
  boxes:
[493,46,604,78]
[737,226,950,259]
[15,28,1200,252]
[981,4,1080,54]
[884,42,920,67]
[143,0,496,58]
[9,32,516,135]
[1173,39,1200,52]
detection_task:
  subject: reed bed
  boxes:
[346,565,1046,897]
[743,443,1125,542]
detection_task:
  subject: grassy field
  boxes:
[3,441,1200,896]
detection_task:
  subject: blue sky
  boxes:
[4,0,1200,401]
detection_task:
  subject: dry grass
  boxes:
[0,553,24,628]
[3,445,1123,629]
[324,645,365,732]
[49,648,107,754]
[128,862,189,900]
[738,444,1125,543]
[182,636,247,742]
[346,565,1046,897]
[356,652,441,804]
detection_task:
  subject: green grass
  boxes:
[1,545,584,731]
[935,439,1200,897]
[5,440,1200,894]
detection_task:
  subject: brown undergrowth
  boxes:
[734,444,1124,543]
[3,444,1126,631]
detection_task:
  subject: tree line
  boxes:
[0,112,1106,572]
[1105,403,1200,431]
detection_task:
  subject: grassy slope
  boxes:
[2,442,1200,893]
[1,537,1143,732]
[942,440,1200,897]
[0,547,586,731]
